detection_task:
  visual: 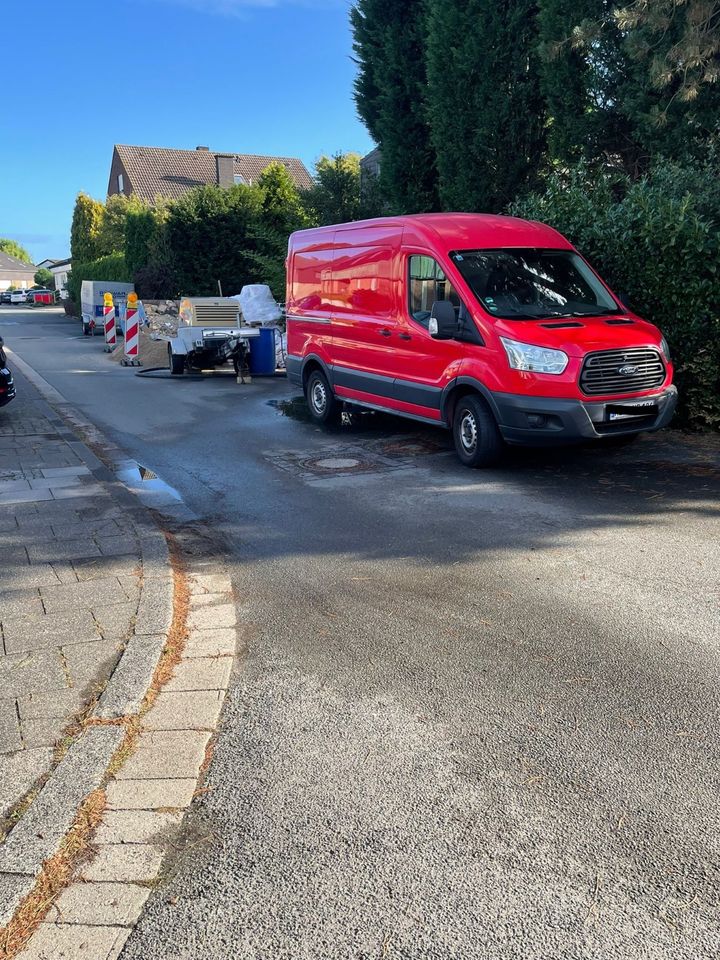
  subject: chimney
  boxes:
[216,153,235,188]
[196,145,210,151]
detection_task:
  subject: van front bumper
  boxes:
[492,386,678,446]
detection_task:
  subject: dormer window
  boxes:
[234,174,246,185]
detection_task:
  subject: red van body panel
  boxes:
[286,214,677,444]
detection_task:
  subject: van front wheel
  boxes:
[452,395,503,468]
[305,369,341,425]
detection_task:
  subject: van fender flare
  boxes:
[300,353,333,387]
[440,377,501,426]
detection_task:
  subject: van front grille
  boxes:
[580,347,665,396]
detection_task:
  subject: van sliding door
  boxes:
[329,244,399,403]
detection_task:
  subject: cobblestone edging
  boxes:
[0,355,239,959]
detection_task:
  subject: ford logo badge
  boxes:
[618,364,638,375]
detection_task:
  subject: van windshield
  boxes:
[450,248,620,320]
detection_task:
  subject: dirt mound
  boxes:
[108,329,169,369]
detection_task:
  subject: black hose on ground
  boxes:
[134,367,208,380]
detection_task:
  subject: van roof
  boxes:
[290,213,572,253]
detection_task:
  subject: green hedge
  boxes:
[510,162,720,430]
[66,253,132,308]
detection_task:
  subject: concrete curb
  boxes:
[11,555,238,960]
[0,351,239,960]
[0,728,126,926]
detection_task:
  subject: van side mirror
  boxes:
[428,300,457,339]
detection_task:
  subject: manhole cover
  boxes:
[314,457,361,469]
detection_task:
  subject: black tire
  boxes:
[452,394,503,468]
[305,368,341,425]
[168,347,185,376]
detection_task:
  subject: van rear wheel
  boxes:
[452,395,503,468]
[305,368,341,425]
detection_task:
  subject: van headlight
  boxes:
[500,337,569,375]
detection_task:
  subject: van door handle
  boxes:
[379,328,392,337]
[398,332,412,341]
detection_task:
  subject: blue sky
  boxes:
[0,0,373,264]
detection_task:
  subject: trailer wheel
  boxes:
[168,346,185,376]
[305,368,341,425]
[452,394,503,468]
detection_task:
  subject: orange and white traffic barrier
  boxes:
[103,293,116,352]
[121,293,141,367]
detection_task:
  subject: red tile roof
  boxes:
[110,145,313,203]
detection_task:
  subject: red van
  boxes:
[285,214,677,467]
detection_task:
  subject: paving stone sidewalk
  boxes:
[0,384,143,823]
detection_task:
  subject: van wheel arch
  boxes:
[301,355,333,390]
[442,379,500,427]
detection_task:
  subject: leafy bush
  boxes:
[125,202,166,276]
[303,153,365,226]
[96,194,145,258]
[0,238,32,263]
[511,161,720,430]
[162,183,265,297]
[70,193,105,263]
[66,253,132,307]
[34,267,54,288]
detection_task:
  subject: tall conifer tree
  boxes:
[425,0,546,212]
[351,0,440,212]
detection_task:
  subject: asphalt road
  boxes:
[3,307,719,959]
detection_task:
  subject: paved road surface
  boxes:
[3,308,719,959]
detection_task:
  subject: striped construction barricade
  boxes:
[121,293,142,367]
[103,293,116,352]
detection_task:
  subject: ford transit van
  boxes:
[286,214,677,467]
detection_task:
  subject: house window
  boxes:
[117,174,124,194]
[233,174,246,185]
[408,255,460,327]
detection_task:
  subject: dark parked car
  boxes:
[0,291,12,304]
[0,336,16,407]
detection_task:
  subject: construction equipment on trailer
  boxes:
[157,297,260,377]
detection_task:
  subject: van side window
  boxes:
[408,255,461,328]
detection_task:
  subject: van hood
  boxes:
[492,314,663,357]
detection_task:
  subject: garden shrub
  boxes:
[66,253,132,308]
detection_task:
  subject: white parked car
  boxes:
[10,290,27,304]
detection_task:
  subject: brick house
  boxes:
[107,144,314,203]
[0,252,36,292]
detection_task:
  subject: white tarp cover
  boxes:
[233,285,282,326]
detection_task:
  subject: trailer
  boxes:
[81,280,135,336]
[157,297,260,376]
